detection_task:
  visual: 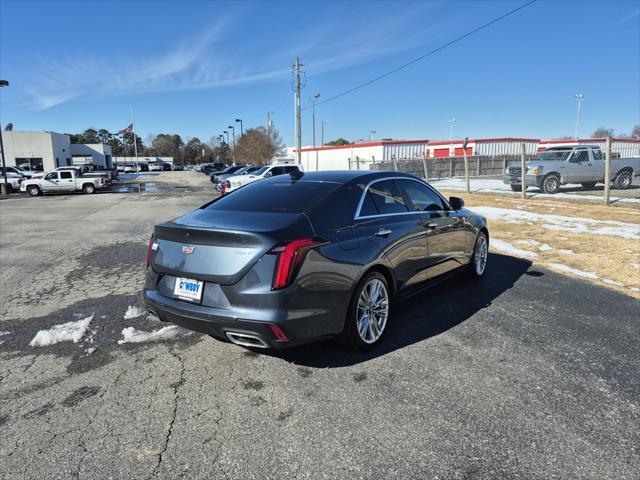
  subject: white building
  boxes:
[0,131,113,171]
[113,156,174,166]
[538,138,640,158]
[294,140,430,171]
[426,137,540,158]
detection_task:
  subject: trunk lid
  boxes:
[151,209,313,285]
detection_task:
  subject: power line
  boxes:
[307,0,537,110]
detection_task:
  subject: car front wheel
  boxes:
[344,271,390,351]
[542,174,560,194]
[82,184,96,194]
[27,185,41,197]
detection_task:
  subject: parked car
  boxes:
[0,172,24,192]
[209,165,247,187]
[20,170,106,196]
[124,164,137,173]
[173,164,184,171]
[56,166,113,186]
[144,171,489,350]
[1,166,33,179]
[162,163,172,171]
[223,164,302,194]
[503,145,640,193]
[202,163,226,175]
[149,163,163,171]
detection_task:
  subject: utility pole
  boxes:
[267,112,273,140]
[369,130,376,141]
[321,121,326,149]
[293,57,304,165]
[449,118,456,157]
[575,93,584,140]
[0,80,9,196]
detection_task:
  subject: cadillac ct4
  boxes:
[143,170,489,350]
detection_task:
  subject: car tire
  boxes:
[613,170,632,190]
[343,271,391,351]
[83,183,96,194]
[468,231,489,279]
[541,174,561,194]
[510,184,522,192]
[581,182,597,190]
[27,185,41,197]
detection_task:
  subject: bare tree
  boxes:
[234,127,283,165]
[632,125,640,139]
[592,127,615,138]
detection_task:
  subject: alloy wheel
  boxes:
[356,278,389,344]
[475,234,488,275]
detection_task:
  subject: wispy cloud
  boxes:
[20,3,445,110]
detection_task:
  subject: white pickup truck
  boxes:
[20,170,107,196]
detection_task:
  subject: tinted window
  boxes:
[359,190,379,216]
[593,149,603,160]
[398,179,446,211]
[571,150,589,162]
[205,179,340,213]
[366,180,408,215]
[270,167,285,176]
[284,166,300,173]
[60,171,73,179]
[45,173,58,180]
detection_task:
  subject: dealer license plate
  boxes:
[173,277,203,302]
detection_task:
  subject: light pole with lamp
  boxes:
[575,93,584,140]
[369,130,376,141]
[0,80,10,196]
[235,118,243,136]
[228,125,236,164]
[310,92,320,171]
[449,118,456,157]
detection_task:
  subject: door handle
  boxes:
[374,228,392,236]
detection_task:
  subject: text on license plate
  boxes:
[174,277,203,301]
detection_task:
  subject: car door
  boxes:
[565,149,591,184]
[41,172,62,192]
[353,178,430,291]
[396,179,469,279]
[58,171,76,191]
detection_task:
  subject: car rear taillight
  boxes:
[269,324,289,342]
[146,234,156,267]
[270,238,323,290]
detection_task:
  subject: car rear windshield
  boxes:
[204,179,341,213]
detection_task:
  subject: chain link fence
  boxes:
[359,140,640,205]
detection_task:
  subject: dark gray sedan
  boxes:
[143,171,489,350]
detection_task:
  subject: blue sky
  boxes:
[1,0,638,147]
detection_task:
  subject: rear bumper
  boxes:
[143,288,338,349]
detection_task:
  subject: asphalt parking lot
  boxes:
[1,172,639,479]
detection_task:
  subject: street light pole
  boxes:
[0,80,10,196]
[321,121,326,149]
[369,130,376,141]
[449,118,456,156]
[575,93,584,140]
[235,118,243,136]
[311,92,320,171]
[228,125,235,163]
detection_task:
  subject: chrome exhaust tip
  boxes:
[225,332,269,349]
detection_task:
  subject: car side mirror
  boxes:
[449,196,464,210]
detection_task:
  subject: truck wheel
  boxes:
[83,183,96,194]
[27,185,41,197]
[613,170,632,190]
[581,182,597,190]
[542,174,560,194]
[510,184,522,192]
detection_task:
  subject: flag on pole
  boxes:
[118,124,133,135]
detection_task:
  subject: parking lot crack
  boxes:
[148,346,185,479]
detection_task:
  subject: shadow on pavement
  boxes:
[261,253,535,368]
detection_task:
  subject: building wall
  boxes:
[1,131,71,171]
[113,156,174,165]
[70,143,113,168]
[426,138,539,157]
[538,138,640,158]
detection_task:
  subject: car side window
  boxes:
[285,166,300,173]
[270,167,284,176]
[359,190,379,216]
[592,149,603,160]
[365,179,408,215]
[570,150,589,163]
[397,179,446,212]
[45,173,58,180]
[60,171,72,179]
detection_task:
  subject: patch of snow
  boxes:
[124,305,145,320]
[558,249,575,255]
[549,263,598,280]
[85,347,97,355]
[117,325,179,344]
[472,206,640,240]
[0,331,10,337]
[538,243,553,252]
[631,263,640,270]
[630,287,640,292]
[490,239,538,259]
[603,279,624,286]
[29,315,93,347]
[517,239,540,246]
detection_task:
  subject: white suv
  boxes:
[223,164,302,194]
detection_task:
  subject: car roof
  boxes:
[275,170,418,184]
